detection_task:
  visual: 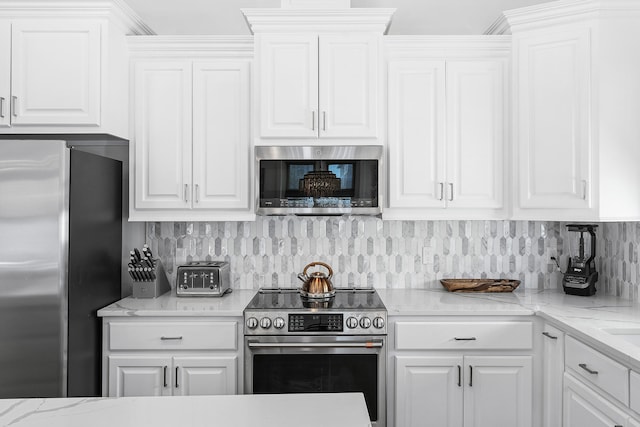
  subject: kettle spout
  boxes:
[297,273,307,282]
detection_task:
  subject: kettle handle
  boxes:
[302,261,333,279]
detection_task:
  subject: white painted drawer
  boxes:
[395,321,533,350]
[630,370,640,413]
[108,321,237,351]
[565,335,629,404]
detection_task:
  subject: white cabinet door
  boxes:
[10,20,101,126]
[542,324,565,427]
[388,60,446,209]
[0,20,10,128]
[173,356,237,396]
[446,60,504,210]
[259,34,318,138]
[108,355,172,397]
[395,356,463,427]
[319,34,378,138]
[192,61,250,210]
[515,27,591,210]
[564,373,627,427]
[630,418,640,427]
[464,356,533,427]
[133,61,192,210]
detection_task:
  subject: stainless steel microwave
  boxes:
[256,145,383,216]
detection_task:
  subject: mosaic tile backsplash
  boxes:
[145,218,639,299]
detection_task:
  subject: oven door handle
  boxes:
[248,340,384,349]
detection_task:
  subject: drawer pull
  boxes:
[163,366,168,387]
[579,363,598,375]
[161,336,183,341]
[454,337,476,341]
[542,332,558,340]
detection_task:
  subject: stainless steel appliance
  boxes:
[176,261,231,297]
[0,140,122,398]
[563,223,599,296]
[244,288,387,427]
[256,145,383,216]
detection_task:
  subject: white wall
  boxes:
[124,0,553,35]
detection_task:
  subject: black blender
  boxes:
[562,224,599,296]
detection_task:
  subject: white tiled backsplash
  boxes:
[145,218,640,300]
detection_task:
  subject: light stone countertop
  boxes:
[0,393,371,427]
[379,287,640,371]
[97,289,256,317]
[97,286,640,372]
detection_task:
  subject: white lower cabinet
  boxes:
[563,373,627,427]
[395,354,532,427]
[102,318,241,397]
[391,318,534,427]
[541,324,565,427]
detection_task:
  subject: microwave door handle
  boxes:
[248,341,383,349]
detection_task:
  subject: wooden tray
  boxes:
[440,279,520,293]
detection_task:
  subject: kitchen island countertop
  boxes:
[0,393,371,427]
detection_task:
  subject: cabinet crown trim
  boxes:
[0,0,154,35]
[489,0,640,33]
[127,36,254,57]
[384,35,512,55]
[241,8,395,34]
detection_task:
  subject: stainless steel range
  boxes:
[244,288,387,427]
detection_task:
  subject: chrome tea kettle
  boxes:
[297,261,335,299]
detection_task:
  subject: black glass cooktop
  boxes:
[245,288,386,311]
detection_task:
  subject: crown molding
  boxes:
[128,36,254,58]
[499,0,640,32]
[384,35,512,58]
[0,0,154,34]
[241,8,396,34]
[484,14,511,35]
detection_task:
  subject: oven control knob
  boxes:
[373,317,385,329]
[273,317,285,329]
[359,317,371,329]
[260,317,272,329]
[246,317,258,330]
[346,317,359,329]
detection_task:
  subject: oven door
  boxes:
[245,335,386,427]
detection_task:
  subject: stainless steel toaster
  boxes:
[176,261,231,297]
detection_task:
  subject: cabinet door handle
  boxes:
[438,182,444,201]
[542,331,558,340]
[195,184,199,203]
[163,366,168,387]
[311,110,316,131]
[457,365,461,387]
[469,365,473,387]
[582,180,587,200]
[322,111,327,131]
[175,367,179,388]
[11,96,17,117]
[0,96,4,118]
[184,184,188,203]
[161,336,183,341]
[454,337,476,341]
[578,363,598,375]
[448,183,454,201]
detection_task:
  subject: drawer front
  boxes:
[109,321,237,351]
[630,370,640,414]
[565,335,629,404]
[395,321,533,350]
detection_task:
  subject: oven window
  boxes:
[252,354,378,421]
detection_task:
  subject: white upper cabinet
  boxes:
[129,38,254,222]
[258,33,379,141]
[0,2,152,137]
[243,6,394,145]
[492,0,640,221]
[10,20,101,126]
[258,34,318,138]
[385,38,509,220]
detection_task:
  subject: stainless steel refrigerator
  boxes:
[0,140,122,398]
